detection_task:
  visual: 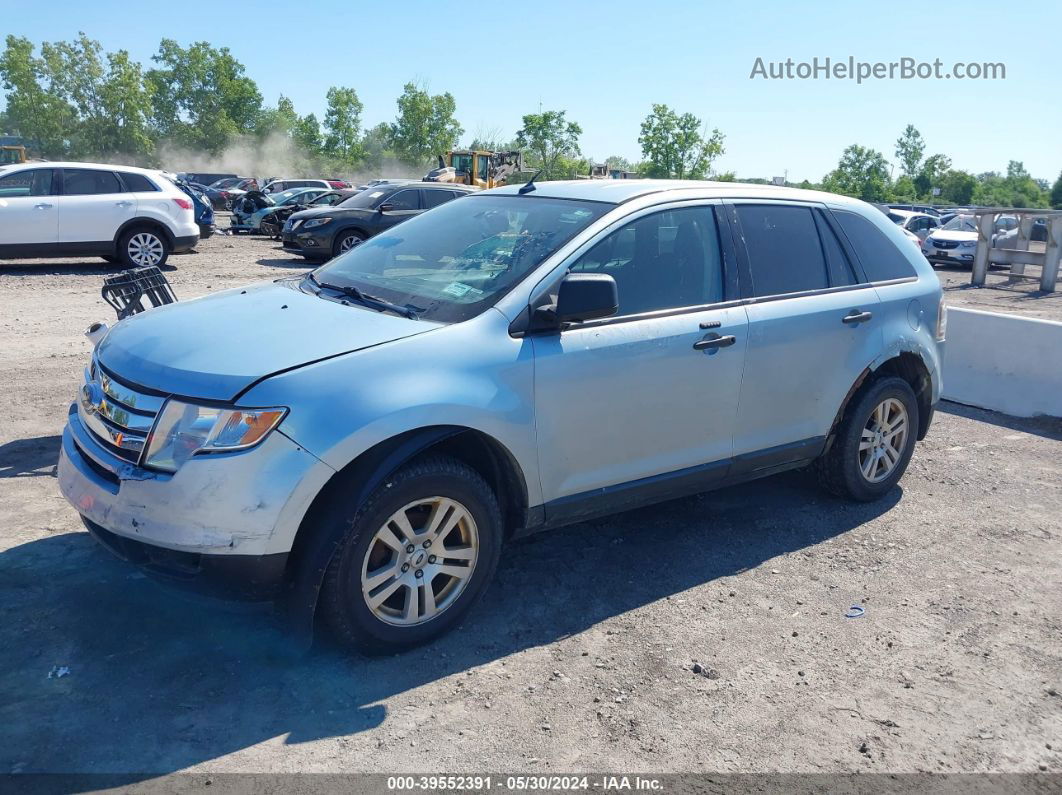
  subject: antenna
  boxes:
[518,170,542,194]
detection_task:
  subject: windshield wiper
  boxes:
[307,272,420,320]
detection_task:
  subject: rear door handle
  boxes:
[693,333,736,351]
[34,202,53,209]
[842,310,873,324]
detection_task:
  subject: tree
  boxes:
[638,104,724,179]
[147,39,262,153]
[323,86,363,165]
[467,124,507,152]
[514,109,582,180]
[604,155,632,172]
[891,174,917,202]
[821,144,891,202]
[894,124,925,177]
[1050,172,1062,210]
[939,169,977,205]
[0,35,74,157]
[914,153,951,198]
[390,81,462,167]
[360,122,395,172]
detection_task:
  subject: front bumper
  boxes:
[291,228,333,259]
[58,404,336,597]
[923,245,975,265]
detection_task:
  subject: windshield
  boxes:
[312,195,611,323]
[337,188,391,209]
[275,188,310,204]
[942,214,977,232]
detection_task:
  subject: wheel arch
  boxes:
[827,351,934,452]
[113,217,175,251]
[332,225,370,252]
[282,424,530,643]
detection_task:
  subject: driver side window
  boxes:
[570,205,724,316]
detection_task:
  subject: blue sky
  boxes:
[6,0,1060,181]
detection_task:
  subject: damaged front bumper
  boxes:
[58,404,335,600]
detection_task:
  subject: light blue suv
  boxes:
[58,180,945,653]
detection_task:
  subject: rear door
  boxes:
[726,201,882,462]
[0,167,58,246]
[58,168,135,244]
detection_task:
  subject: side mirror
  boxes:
[378,202,395,212]
[547,273,619,324]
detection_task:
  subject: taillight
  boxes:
[173,197,193,210]
[936,298,947,342]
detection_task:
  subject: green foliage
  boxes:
[323,86,363,165]
[515,110,582,180]
[891,174,917,201]
[0,35,75,157]
[390,81,462,167]
[821,144,891,202]
[638,104,724,179]
[894,124,925,177]
[1050,172,1062,209]
[938,170,977,205]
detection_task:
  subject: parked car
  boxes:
[259,190,356,239]
[887,209,940,241]
[326,179,353,189]
[922,213,1017,266]
[993,218,1049,247]
[58,179,943,653]
[172,178,215,240]
[887,203,941,217]
[179,172,238,188]
[203,177,256,210]
[282,182,477,260]
[230,187,331,233]
[0,162,198,267]
[262,178,333,194]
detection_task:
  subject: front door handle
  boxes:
[115,200,132,207]
[693,333,736,351]
[842,310,873,324]
[34,202,53,209]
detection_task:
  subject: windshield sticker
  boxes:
[442,282,483,299]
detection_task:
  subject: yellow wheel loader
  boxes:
[424,150,524,190]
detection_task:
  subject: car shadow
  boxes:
[0,260,177,276]
[0,435,61,478]
[0,469,900,779]
[256,254,312,270]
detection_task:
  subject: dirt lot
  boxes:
[0,229,1060,777]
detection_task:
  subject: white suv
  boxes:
[0,162,199,267]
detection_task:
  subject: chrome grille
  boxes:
[79,357,165,463]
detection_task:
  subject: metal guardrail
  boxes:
[968,208,1062,292]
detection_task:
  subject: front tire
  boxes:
[319,455,503,655]
[332,230,366,258]
[816,376,918,502]
[118,227,170,268]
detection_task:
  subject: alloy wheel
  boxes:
[127,233,165,266]
[858,397,909,483]
[361,497,479,626]
[339,235,362,253]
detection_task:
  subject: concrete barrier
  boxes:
[942,307,1062,418]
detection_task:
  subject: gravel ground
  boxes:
[0,229,1060,777]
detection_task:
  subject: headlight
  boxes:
[142,399,287,472]
[302,217,332,229]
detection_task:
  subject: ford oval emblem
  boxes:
[81,381,104,415]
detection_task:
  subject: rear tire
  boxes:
[815,376,918,502]
[319,455,503,655]
[118,227,170,268]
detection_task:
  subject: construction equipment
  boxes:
[0,145,27,165]
[424,150,523,190]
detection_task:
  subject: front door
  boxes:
[532,203,748,514]
[0,168,58,246]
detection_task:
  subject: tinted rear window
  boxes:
[119,172,158,192]
[423,189,458,209]
[63,169,122,196]
[737,204,829,297]
[833,210,918,281]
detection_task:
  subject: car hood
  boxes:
[928,230,977,243]
[97,281,438,401]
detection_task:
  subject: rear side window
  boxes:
[833,210,918,281]
[63,169,122,196]
[815,212,857,286]
[736,204,828,297]
[423,189,456,209]
[118,172,158,192]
